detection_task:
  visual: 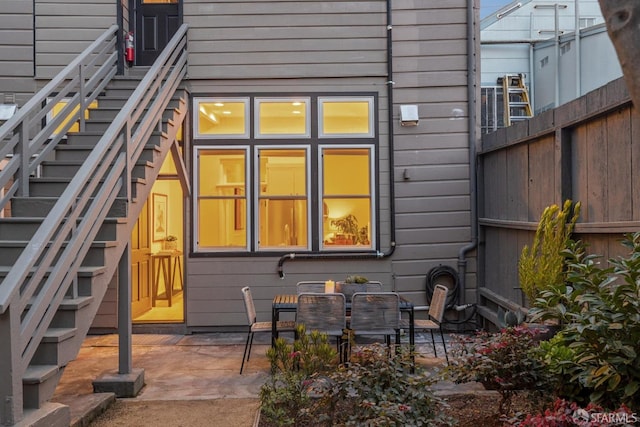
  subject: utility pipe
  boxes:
[458,0,478,305]
[277,0,397,278]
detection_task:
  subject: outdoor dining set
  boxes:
[240,281,449,374]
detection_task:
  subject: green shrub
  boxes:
[555,232,640,411]
[518,200,580,305]
[260,333,451,426]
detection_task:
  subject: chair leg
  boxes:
[240,331,252,374]
[429,330,438,358]
[439,328,449,363]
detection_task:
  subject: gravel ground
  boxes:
[89,398,260,427]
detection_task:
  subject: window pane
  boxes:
[197,100,247,136]
[197,149,247,249]
[257,99,309,136]
[51,100,98,135]
[322,147,372,249]
[320,99,372,136]
[323,148,370,195]
[258,149,308,249]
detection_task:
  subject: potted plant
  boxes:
[335,275,368,301]
[164,235,178,250]
[330,214,359,245]
[518,200,580,307]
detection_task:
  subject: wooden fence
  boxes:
[478,77,640,327]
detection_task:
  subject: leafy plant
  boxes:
[518,200,580,305]
[330,214,359,241]
[445,326,551,414]
[344,274,369,284]
[551,232,640,411]
[513,397,636,426]
[328,344,453,426]
[165,235,177,241]
[261,336,452,426]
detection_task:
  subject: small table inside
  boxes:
[271,294,415,352]
[151,250,183,307]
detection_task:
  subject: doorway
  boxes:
[134,0,181,66]
[133,155,184,323]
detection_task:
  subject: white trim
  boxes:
[193,97,250,139]
[254,97,311,139]
[318,144,376,251]
[193,145,251,252]
[254,145,311,251]
[318,96,375,138]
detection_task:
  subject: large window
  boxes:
[193,95,376,253]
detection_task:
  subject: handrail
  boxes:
[0,25,119,207]
[0,24,188,425]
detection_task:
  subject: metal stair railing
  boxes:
[0,24,188,425]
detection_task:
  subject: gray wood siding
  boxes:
[390,0,476,305]
[34,0,116,79]
[183,0,387,79]
[479,77,640,324]
[185,77,394,327]
[0,0,36,103]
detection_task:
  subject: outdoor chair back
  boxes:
[349,292,400,343]
[296,281,326,294]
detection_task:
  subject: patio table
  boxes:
[271,294,415,353]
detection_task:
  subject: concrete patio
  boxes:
[51,331,482,426]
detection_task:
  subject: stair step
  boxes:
[11,197,129,218]
[32,327,78,366]
[64,130,163,146]
[0,240,117,267]
[40,159,152,179]
[26,176,146,198]
[0,217,126,241]
[55,144,160,162]
[53,296,97,329]
[23,365,63,409]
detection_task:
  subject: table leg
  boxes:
[271,306,279,347]
[166,256,173,307]
[410,307,415,372]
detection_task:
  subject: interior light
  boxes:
[222,111,231,115]
[199,105,207,114]
[292,102,302,106]
[214,102,224,107]
[292,110,301,115]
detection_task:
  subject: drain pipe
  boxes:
[278,0,397,278]
[457,0,479,304]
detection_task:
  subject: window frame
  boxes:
[193,145,251,252]
[318,96,375,139]
[254,145,312,251]
[254,97,311,139]
[318,144,376,251]
[193,97,250,139]
[191,93,379,255]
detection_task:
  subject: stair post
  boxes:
[0,305,24,425]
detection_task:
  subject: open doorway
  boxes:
[132,154,184,323]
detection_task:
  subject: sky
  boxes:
[480,0,513,20]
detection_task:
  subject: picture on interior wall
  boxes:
[153,193,168,242]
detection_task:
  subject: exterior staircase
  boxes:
[0,25,188,426]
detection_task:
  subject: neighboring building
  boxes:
[0,2,479,423]
[480,0,622,133]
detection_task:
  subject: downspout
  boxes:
[458,0,478,304]
[278,0,396,278]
